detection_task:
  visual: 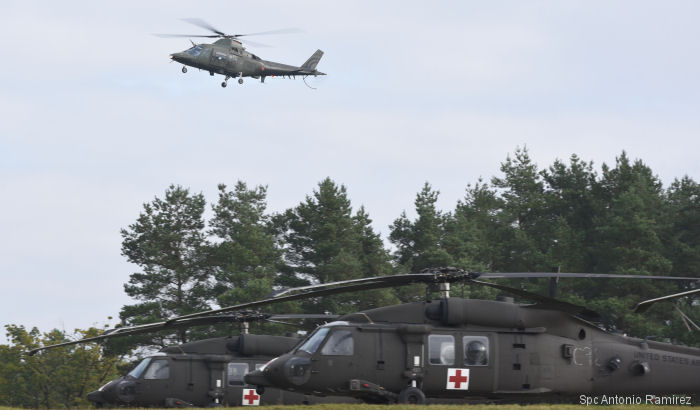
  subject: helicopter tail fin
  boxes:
[301,49,324,71]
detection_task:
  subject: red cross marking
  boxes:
[449,369,468,388]
[244,390,259,405]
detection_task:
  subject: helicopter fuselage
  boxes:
[87,334,356,407]
[246,298,700,403]
[169,39,324,86]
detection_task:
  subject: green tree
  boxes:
[0,325,123,408]
[276,178,398,314]
[120,185,211,345]
[541,154,599,272]
[209,181,281,307]
[490,146,551,271]
[389,182,453,272]
[446,178,503,271]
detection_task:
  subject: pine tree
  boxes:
[209,182,281,307]
[389,182,453,272]
[119,185,211,344]
[276,178,398,314]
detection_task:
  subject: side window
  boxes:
[321,330,354,356]
[463,336,489,366]
[143,359,170,380]
[428,334,454,365]
[227,363,249,386]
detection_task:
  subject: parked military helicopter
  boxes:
[29,312,356,407]
[241,269,700,404]
[157,18,325,88]
[31,269,699,405]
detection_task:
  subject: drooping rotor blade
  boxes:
[181,18,227,36]
[174,269,600,322]
[27,312,338,355]
[234,28,303,37]
[478,272,699,281]
[469,279,600,321]
[633,288,700,313]
[240,39,273,48]
[153,33,221,38]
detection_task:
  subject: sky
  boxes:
[1,0,700,345]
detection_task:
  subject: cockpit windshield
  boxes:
[297,327,330,354]
[127,357,152,378]
[187,45,204,56]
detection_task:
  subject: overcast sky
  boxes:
[2,0,699,344]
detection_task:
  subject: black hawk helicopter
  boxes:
[29,312,356,407]
[240,269,700,404]
[31,269,699,405]
[157,18,325,88]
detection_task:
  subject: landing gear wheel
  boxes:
[210,71,214,76]
[181,66,187,73]
[397,386,425,404]
[221,81,227,88]
[238,78,244,84]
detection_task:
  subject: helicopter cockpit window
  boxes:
[297,327,330,354]
[321,329,354,356]
[227,363,249,386]
[429,334,455,365]
[187,45,204,56]
[463,336,489,366]
[127,357,151,378]
[143,358,170,380]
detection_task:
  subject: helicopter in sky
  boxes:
[241,269,700,404]
[157,18,325,88]
[29,312,356,407]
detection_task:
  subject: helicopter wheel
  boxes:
[238,78,244,85]
[181,66,187,73]
[210,71,214,76]
[397,386,425,405]
[221,81,227,88]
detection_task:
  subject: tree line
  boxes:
[2,147,699,407]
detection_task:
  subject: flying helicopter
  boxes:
[157,18,325,88]
[241,269,700,404]
[29,312,356,407]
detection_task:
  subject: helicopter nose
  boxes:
[170,52,186,63]
[88,378,120,405]
[86,390,103,404]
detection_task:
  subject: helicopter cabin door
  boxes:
[209,50,229,74]
[138,357,172,405]
[422,332,495,397]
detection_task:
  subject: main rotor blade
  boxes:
[633,288,700,313]
[234,28,303,37]
[154,33,221,38]
[478,272,699,280]
[181,18,227,36]
[240,39,272,48]
[27,312,339,355]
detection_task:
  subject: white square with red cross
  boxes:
[446,368,470,390]
[242,388,260,406]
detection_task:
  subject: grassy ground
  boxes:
[0,405,692,409]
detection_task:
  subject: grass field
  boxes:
[0,405,692,409]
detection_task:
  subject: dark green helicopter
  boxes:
[240,269,700,404]
[29,312,357,407]
[157,19,325,88]
[31,269,699,406]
